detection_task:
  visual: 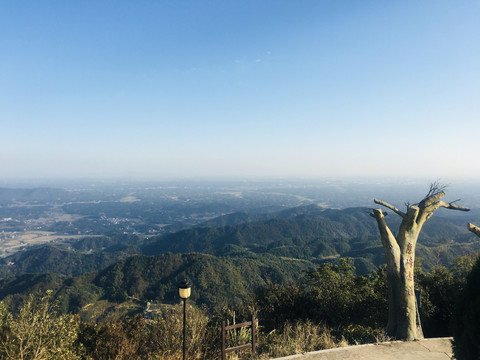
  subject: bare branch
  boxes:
[436,201,470,212]
[468,223,480,238]
[425,181,448,199]
[417,182,448,209]
[374,199,406,219]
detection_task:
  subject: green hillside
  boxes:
[142,206,480,273]
[0,245,133,278]
[142,207,379,256]
[1,204,479,323]
[1,206,478,282]
[94,252,314,309]
[0,252,315,320]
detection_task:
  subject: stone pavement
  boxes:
[273,338,453,360]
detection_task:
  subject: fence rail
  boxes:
[221,315,256,360]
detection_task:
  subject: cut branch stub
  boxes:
[419,191,446,210]
[468,223,480,238]
[406,206,420,225]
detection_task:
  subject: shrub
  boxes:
[452,258,480,360]
[79,302,216,360]
[0,291,81,360]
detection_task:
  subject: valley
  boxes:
[0,180,479,320]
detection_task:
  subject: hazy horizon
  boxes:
[2,1,479,180]
[2,174,480,189]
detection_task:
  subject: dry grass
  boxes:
[256,320,341,359]
[146,303,215,360]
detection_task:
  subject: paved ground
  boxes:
[273,338,453,360]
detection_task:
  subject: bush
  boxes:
[79,302,216,360]
[0,291,81,360]
[452,258,480,360]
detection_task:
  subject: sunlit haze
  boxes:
[1,1,479,181]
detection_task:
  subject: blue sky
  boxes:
[1,1,479,180]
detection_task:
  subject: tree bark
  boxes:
[371,186,469,340]
[468,223,480,238]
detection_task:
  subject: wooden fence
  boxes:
[221,315,256,360]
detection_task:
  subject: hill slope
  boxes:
[0,252,315,319]
[142,206,480,273]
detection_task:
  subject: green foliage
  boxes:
[416,266,459,337]
[304,259,358,325]
[0,244,137,279]
[0,254,477,360]
[0,273,69,311]
[256,259,387,342]
[255,283,306,332]
[415,254,479,338]
[94,253,314,312]
[0,291,81,360]
[451,253,479,281]
[416,244,480,271]
[2,206,478,283]
[141,208,382,265]
[0,252,314,322]
[141,207,480,275]
[303,259,388,329]
[452,257,480,360]
[256,254,478,350]
[0,273,104,318]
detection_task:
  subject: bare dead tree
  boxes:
[370,183,470,340]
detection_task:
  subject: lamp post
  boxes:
[178,279,191,360]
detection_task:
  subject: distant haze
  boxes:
[1,1,479,180]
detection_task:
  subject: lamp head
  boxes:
[178,279,192,299]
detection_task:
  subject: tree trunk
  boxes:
[391,231,422,340]
[371,184,469,340]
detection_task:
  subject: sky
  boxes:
[1,0,479,181]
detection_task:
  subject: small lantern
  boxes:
[178,279,192,299]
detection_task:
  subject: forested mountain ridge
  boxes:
[142,207,379,255]
[93,252,314,308]
[0,245,133,278]
[0,234,146,278]
[1,205,479,280]
[0,203,479,323]
[142,206,480,273]
[0,252,315,320]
